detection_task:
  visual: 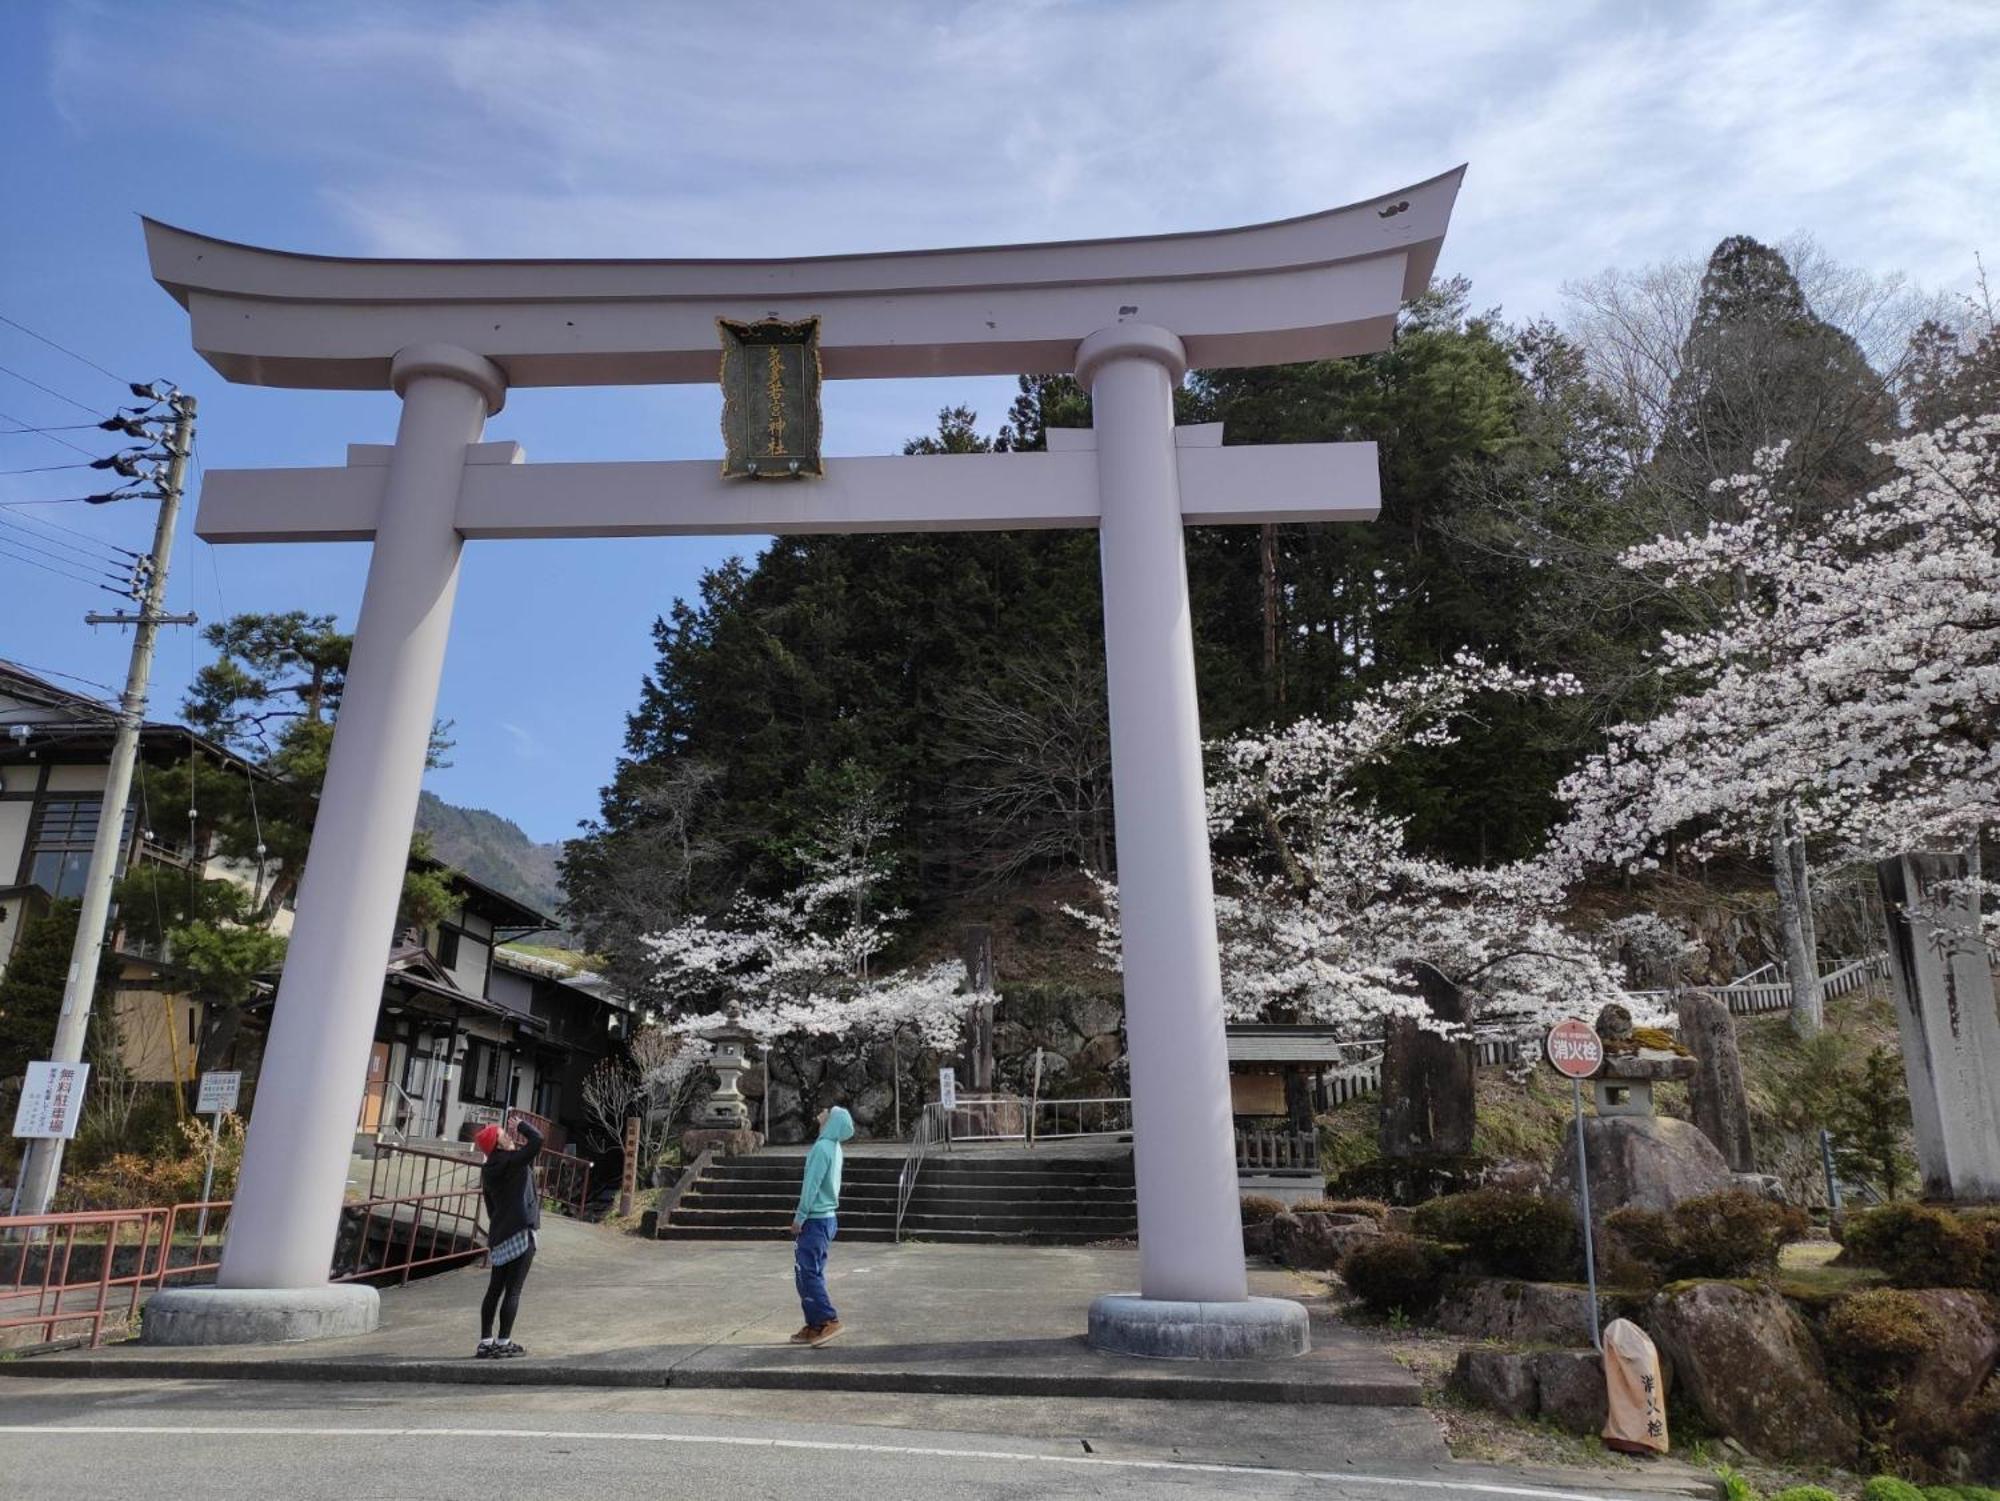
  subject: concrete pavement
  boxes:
[6,1217,1418,1403]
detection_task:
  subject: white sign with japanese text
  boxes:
[12,1060,90,1140]
[196,1070,242,1115]
[938,1066,957,1111]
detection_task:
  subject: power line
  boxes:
[0,658,125,703]
[0,360,99,416]
[0,524,125,578]
[0,491,159,507]
[0,501,146,554]
[0,540,126,594]
[0,511,139,569]
[0,422,106,436]
[0,311,130,387]
[0,404,98,459]
[0,461,94,476]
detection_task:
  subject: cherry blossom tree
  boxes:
[1068,658,1631,1045]
[1554,415,2000,994]
[639,781,975,1133]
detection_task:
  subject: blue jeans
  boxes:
[794,1215,838,1326]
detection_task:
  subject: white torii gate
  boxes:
[140,168,1462,1356]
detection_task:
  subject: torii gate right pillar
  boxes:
[1079,324,1307,1357]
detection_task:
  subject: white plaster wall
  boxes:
[0,800,32,883]
[44,764,109,793]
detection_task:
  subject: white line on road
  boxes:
[0,1424,1653,1501]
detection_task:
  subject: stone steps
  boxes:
[663,1146,1139,1245]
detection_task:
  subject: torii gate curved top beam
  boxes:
[143,167,1463,392]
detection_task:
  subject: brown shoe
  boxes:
[788,1324,821,1344]
[808,1319,845,1347]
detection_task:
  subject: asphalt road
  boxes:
[0,1378,1711,1501]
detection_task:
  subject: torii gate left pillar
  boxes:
[137,170,1463,1355]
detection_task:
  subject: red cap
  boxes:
[473,1124,502,1155]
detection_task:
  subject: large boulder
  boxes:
[1448,1349,1614,1435]
[1894,1289,1999,1428]
[1271,1211,1381,1271]
[1647,1281,1857,1465]
[1532,1350,1610,1434]
[1435,1277,1605,1347]
[1452,1349,1538,1420]
[1552,1115,1733,1218]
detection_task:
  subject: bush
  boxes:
[1607,1190,1807,1279]
[1822,1288,1942,1389]
[1769,1488,1840,1501]
[1290,1197,1388,1221]
[1861,1481,1925,1501]
[1411,1188,1577,1280]
[1338,1233,1451,1316]
[1239,1194,1286,1225]
[1841,1203,1986,1288]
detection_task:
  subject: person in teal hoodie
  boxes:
[789,1102,854,1346]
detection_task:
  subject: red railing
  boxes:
[367,1138,591,1220]
[536,1148,592,1218]
[0,1208,171,1349]
[333,1184,487,1287]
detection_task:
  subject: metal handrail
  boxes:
[894,1100,946,1243]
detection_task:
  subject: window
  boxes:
[27,797,135,900]
[435,926,461,970]
[459,1038,510,1105]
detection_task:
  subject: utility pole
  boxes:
[15,390,198,1216]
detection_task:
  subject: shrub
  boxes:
[1861,1481,1925,1501]
[1239,1194,1286,1225]
[1607,1190,1807,1279]
[1338,1233,1451,1316]
[1841,1203,1985,1288]
[1411,1188,1577,1281]
[1290,1196,1388,1221]
[1822,1288,1942,1391]
[1769,1488,1840,1501]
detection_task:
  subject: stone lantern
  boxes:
[682,1012,763,1159]
[1590,1003,1695,1117]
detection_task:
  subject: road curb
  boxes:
[0,1352,1422,1405]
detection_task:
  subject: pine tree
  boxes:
[0,900,80,1079]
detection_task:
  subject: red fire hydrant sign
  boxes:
[1545,1018,1604,1079]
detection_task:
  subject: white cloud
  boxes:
[50,0,1994,323]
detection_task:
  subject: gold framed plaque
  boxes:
[719,316,823,479]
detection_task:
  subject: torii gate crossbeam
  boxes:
[137,169,1464,1360]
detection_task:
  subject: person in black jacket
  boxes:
[473,1117,542,1359]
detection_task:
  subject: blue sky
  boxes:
[1,0,1993,845]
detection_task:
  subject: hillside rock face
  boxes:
[1647,1281,1856,1465]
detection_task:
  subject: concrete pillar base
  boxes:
[143,1285,380,1346]
[1087,1294,1310,1361]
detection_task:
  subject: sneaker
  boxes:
[808,1320,845,1347]
[788,1325,822,1345]
[497,1340,527,1359]
[475,1341,497,1360]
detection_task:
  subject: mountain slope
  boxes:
[415,790,565,919]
